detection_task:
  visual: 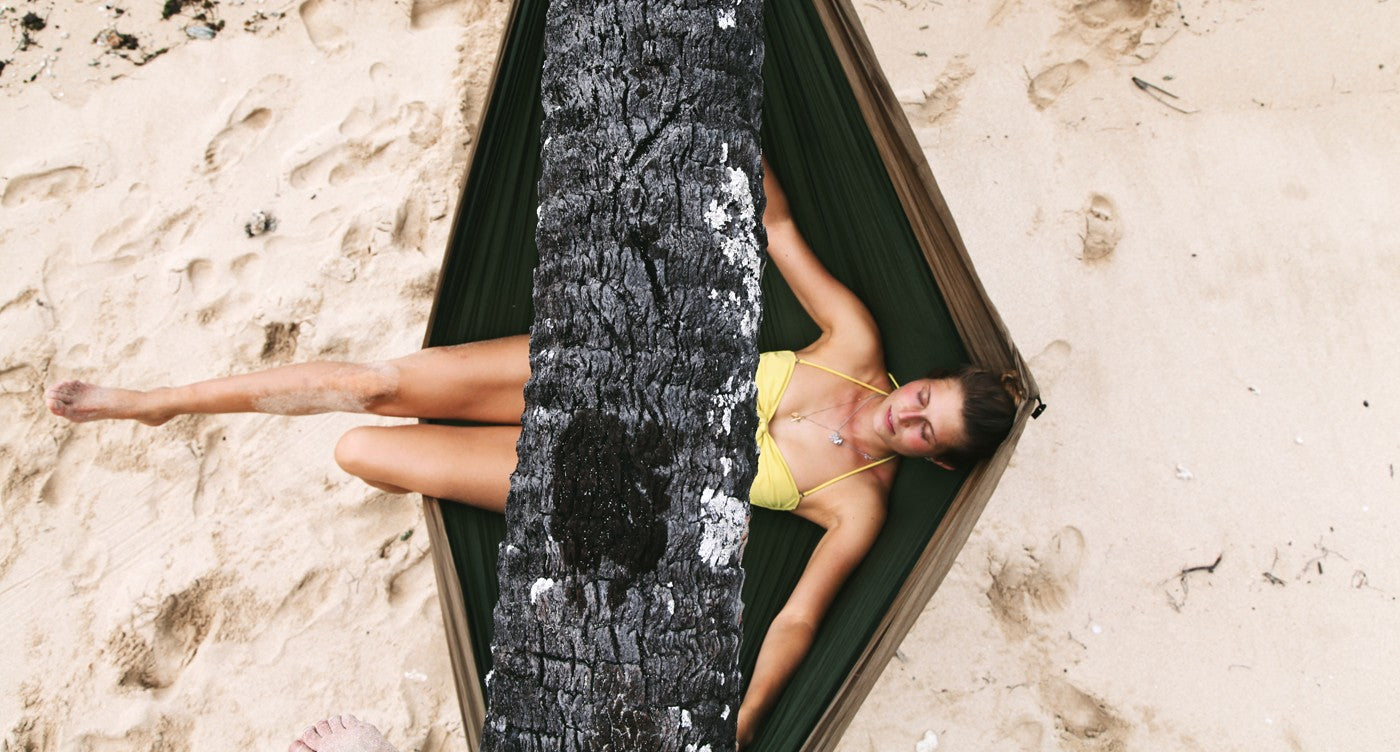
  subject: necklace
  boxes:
[790,395,879,459]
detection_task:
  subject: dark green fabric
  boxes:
[426,1,970,749]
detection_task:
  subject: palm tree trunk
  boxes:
[480,1,766,751]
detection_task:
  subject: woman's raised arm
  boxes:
[761,159,880,353]
[734,499,884,748]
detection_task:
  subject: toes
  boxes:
[288,742,315,752]
[316,719,334,737]
[299,725,324,751]
[329,715,347,731]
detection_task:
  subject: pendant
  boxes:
[790,412,804,422]
[829,431,844,446]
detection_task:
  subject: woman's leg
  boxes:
[334,424,520,513]
[45,335,530,426]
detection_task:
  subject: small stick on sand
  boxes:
[1162,552,1224,611]
[1131,76,1198,114]
[1179,553,1223,576]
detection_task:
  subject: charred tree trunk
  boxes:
[480,2,766,751]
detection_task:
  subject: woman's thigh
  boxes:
[373,335,529,423]
[335,424,520,513]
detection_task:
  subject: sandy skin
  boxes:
[44,380,172,425]
[290,715,397,752]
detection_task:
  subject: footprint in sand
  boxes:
[999,716,1046,748]
[911,57,975,126]
[410,0,479,28]
[1082,193,1121,261]
[1073,0,1153,29]
[1029,339,1071,389]
[109,576,226,690]
[382,533,432,608]
[986,525,1086,636]
[1064,0,1176,61]
[179,258,215,296]
[299,0,352,55]
[288,100,438,189]
[204,75,290,173]
[393,193,430,250]
[74,714,193,752]
[2,166,91,208]
[61,536,111,593]
[2,141,112,208]
[92,183,154,255]
[1027,59,1089,109]
[1037,677,1130,749]
[261,321,302,363]
[6,699,55,752]
[205,108,273,172]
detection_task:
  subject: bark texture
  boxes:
[480,1,765,751]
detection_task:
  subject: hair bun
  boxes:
[999,370,1027,405]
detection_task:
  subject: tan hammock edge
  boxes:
[418,0,1039,749]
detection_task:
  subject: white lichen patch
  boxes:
[721,705,731,720]
[718,8,736,28]
[704,201,730,231]
[529,577,556,604]
[696,487,747,568]
[681,709,692,728]
[706,165,764,337]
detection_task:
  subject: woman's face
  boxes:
[872,378,968,465]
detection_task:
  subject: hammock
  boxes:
[419,1,1037,749]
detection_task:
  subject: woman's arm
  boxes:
[761,159,879,352]
[735,501,884,748]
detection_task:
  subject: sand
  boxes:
[2,1,1397,750]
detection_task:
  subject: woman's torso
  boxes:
[751,346,898,527]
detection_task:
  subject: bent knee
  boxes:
[334,426,381,477]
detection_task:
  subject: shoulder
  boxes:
[794,335,890,392]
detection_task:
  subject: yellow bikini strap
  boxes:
[794,357,893,396]
[799,454,897,499]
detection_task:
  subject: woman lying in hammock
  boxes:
[45,159,1022,750]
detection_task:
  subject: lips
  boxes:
[885,407,894,434]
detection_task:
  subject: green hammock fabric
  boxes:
[424,1,973,749]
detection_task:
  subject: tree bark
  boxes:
[480,2,765,751]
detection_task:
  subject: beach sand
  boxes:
[3,1,1398,750]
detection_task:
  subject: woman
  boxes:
[46,160,1022,748]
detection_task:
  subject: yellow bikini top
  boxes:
[750,351,897,511]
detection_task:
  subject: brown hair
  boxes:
[926,365,1024,467]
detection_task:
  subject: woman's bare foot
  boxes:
[44,380,170,425]
[289,715,397,752]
